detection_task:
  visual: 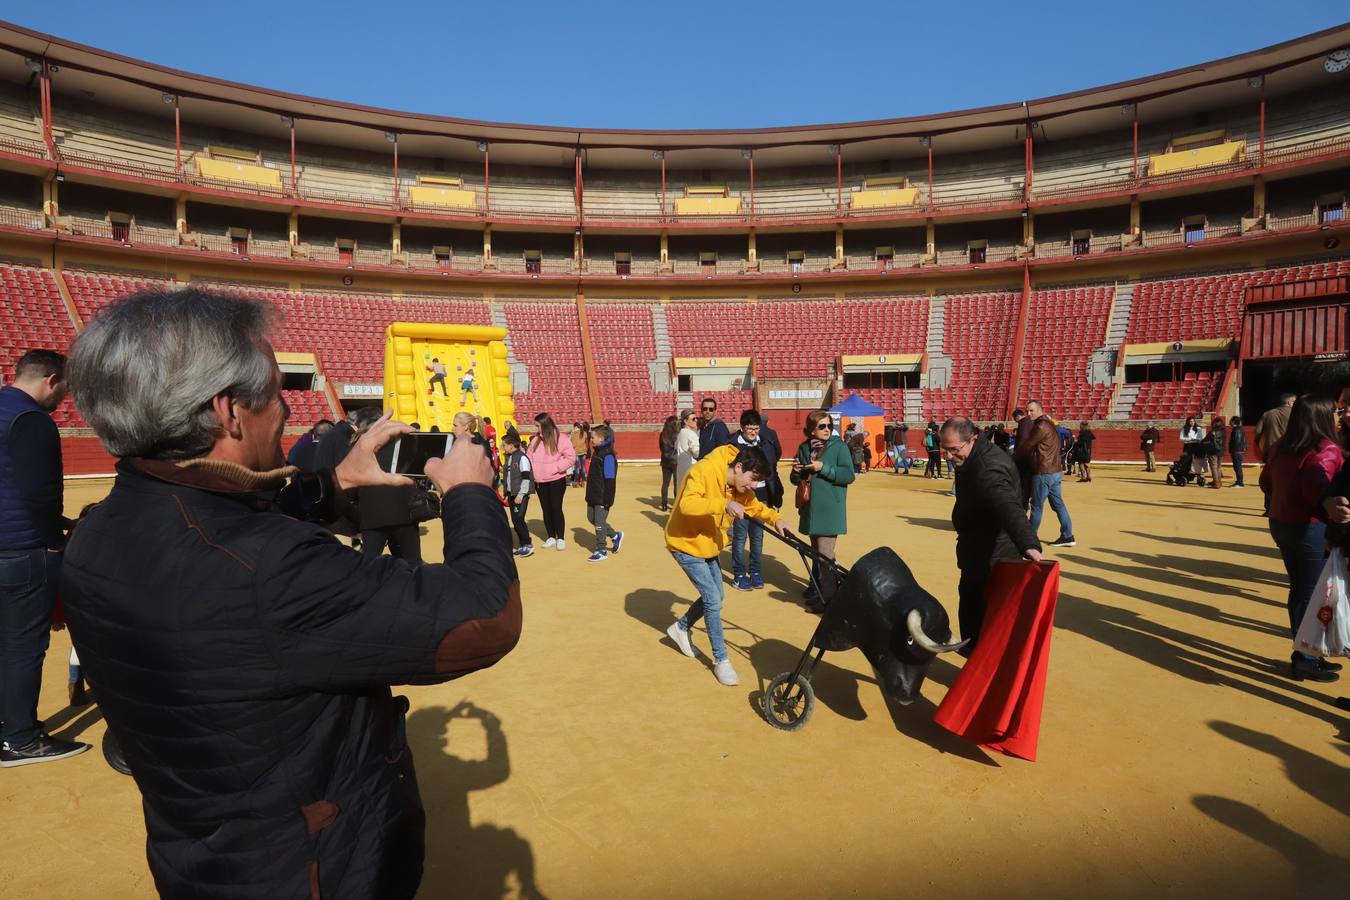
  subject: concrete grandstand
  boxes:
[0,20,1348,472]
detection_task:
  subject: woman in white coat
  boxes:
[673,408,700,493]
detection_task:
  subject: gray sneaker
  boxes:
[713,659,740,686]
[666,621,695,658]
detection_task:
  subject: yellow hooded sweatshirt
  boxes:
[665,444,777,558]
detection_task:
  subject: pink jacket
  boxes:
[1260,439,1344,524]
[527,434,577,484]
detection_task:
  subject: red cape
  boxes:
[933,560,1060,761]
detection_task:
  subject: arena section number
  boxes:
[383,322,516,433]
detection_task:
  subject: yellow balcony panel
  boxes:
[195,156,282,189]
[409,185,478,210]
[1147,140,1245,177]
[851,187,920,210]
[674,196,743,215]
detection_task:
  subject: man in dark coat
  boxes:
[60,288,521,900]
[942,416,1043,650]
[359,438,426,564]
[0,349,90,767]
[697,396,731,459]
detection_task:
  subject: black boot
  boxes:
[1292,655,1340,682]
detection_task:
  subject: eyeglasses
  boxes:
[701,407,715,412]
[814,423,832,431]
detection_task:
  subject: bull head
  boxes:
[817,546,965,705]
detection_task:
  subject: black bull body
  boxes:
[814,546,965,704]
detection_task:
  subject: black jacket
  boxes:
[1229,425,1248,455]
[952,437,1041,571]
[61,459,521,900]
[585,439,617,508]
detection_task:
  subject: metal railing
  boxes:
[0,204,46,230]
[29,130,1350,231]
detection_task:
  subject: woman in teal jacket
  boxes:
[790,410,856,611]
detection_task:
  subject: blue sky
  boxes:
[5,2,1346,129]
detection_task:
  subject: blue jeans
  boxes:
[0,548,59,748]
[1231,453,1245,487]
[1029,471,1073,539]
[1268,519,1327,660]
[730,517,763,578]
[672,551,727,663]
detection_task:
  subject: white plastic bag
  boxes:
[1295,549,1350,658]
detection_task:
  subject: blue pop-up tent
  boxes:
[828,393,885,417]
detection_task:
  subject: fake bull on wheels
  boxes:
[756,523,967,731]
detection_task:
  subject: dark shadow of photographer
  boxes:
[408,702,546,899]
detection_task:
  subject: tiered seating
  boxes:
[0,263,83,427]
[923,291,1019,420]
[1130,375,1222,420]
[585,304,672,423]
[501,302,590,424]
[665,295,928,381]
[1018,287,1113,420]
[242,288,491,383]
[281,390,334,425]
[1127,272,1251,343]
[63,269,173,324]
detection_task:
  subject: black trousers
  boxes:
[660,465,675,509]
[508,496,532,547]
[361,524,422,564]
[957,566,990,649]
[535,479,567,540]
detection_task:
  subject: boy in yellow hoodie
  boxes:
[665,444,788,685]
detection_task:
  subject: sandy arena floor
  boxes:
[2,464,1347,898]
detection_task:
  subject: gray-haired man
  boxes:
[60,288,520,899]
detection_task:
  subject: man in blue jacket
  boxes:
[0,349,90,767]
[697,396,731,459]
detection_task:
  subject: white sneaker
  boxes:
[544,537,557,549]
[666,622,695,658]
[713,659,740,686]
[556,539,567,551]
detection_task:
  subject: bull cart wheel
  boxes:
[763,672,815,731]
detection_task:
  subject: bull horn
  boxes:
[906,609,970,654]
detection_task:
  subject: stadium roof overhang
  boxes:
[1,19,1348,168]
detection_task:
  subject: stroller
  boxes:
[1165,442,1208,486]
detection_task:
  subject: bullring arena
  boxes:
[1,15,1348,899]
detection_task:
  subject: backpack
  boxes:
[923,431,938,451]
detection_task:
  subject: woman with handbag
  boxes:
[658,415,680,512]
[790,410,856,613]
[1260,395,1343,683]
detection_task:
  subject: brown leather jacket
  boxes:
[1014,416,1062,476]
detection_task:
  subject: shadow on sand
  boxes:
[623,587,993,762]
[409,702,547,899]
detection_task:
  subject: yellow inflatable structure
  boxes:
[383,322,516,433]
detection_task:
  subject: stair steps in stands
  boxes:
[649,304,673,392]
[489,301,531,395]
[923,296,952,389]
[1110,382,1140,421]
